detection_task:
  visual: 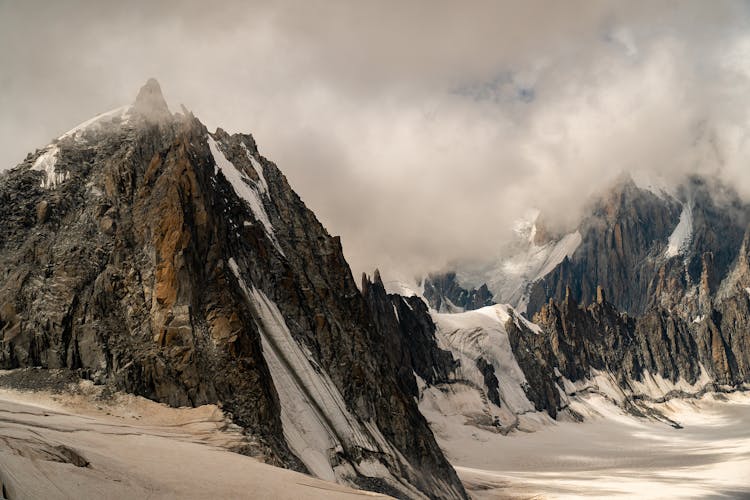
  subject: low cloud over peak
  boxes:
[3,0,750,279]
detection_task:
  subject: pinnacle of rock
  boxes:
[133,78,171,122]
[373,268,384,287]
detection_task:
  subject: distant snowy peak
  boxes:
[511,208,541,243]
[456,223,582,312]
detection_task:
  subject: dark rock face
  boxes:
[527,177,750,318]
[504,312,561,417]
[0,81,466,499]
[501,177,750,417]
[512,285,750,415]
[423,272,494,312]
[474,357,501,407]
[363,270,457,397]
[527,179,683,316]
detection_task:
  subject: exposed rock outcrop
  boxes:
[0,80,466,499]
[513,284,750,417]
[527,177,750,319]
[423,272,494,312]
[363,270,457,396]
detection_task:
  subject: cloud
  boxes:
[2,0,750,280]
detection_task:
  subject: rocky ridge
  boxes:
[387,175,750,433]
[0,80,466,499]
[422,272,494,313]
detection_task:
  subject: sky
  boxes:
[2,1,750,280]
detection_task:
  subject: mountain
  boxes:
[526,176,750,318]
[0,79,466,499]
[378,174,750,468]
[448,175,750,320]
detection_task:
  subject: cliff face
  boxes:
[527,177,750,318]
[362,270,457,397]
[527,179,682,316]
[515,285,750,413]
[0,80,466,499]
[407,176,750,426]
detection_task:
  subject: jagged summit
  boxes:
[132,78,171,122]
[0,83,467,499]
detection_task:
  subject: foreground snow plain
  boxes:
[0,383,387,500]
[1,378,749,499]
[447,391,750,499]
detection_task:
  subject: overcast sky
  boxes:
[2,1,750,280]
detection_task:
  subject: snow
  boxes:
[625,365,713,400]
[30,146,64,188]
[383,277,424,298]
[665,202,693,258]
[29,105,133,189]
[208,135,283,254]
[554,365,715,410]
[457,212,582,312]
[58,105,131,141]
[420,303,747,499]
[535,231,582,280]
[0,384,387,500]
[240,142,269,193]
[227,259,417,497]
[424,304,547,433]
[451,391,750,499]
[630,170,678,200]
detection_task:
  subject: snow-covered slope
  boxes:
[457,212,581,311]
[31,105,133,189]
[0,384,389,500]
[415,298,737,446]
[454,391,750,499]
[418,304,552,439]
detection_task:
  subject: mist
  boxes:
[3,0,750,280]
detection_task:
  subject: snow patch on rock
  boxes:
[30,146,64,188]
[209,135,282,254]
[228,259,421,497]
[665,202,693,258]
[241,142,269,194]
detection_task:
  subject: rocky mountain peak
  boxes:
[0,82,468,499]
[373,268,383,287]
[132,78,171,122]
